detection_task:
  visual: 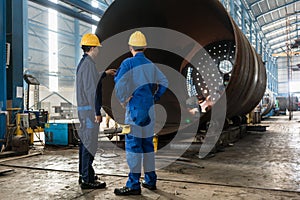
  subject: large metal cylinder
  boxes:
[261,89,275,116]
[96,0,266,135]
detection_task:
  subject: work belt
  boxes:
[77,105,92,111]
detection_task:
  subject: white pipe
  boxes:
[0,111,9,125]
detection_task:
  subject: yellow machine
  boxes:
[1,109,47,156]
[1,73,48,156]
[17,112,46,145]
[2,108,30,155]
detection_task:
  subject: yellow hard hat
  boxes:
[128,31,147,47]
[80,33,101,47]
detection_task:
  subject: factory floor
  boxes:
[0,112,300,200]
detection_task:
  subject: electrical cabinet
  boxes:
[44,123,79,146]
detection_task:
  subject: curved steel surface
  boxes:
[261,89,275,116]
[96,0,267,135]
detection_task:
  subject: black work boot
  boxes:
[142,180,157,190]
[81,180,106,189]
[78,175,99,184]
[114,186,141,195]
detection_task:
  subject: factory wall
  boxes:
[277,56,300,96]
[26,1,93,119]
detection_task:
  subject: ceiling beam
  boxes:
[255,0,298,20]
[262,16,294,30]
[60,0,106,17]
[269,28,299,45]
[265,21,300,37]
[249,0,264,7]
[272,51,300,57]
[29,0,98,26]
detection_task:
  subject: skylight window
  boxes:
[48,0,58,92]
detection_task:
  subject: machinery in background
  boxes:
[21,74,48,145]
[276,96,288,115]
[43,121,131,147]
[287,95,299,111]
[96,0,269,157]
[0,74,48,156]
[4,112,30,155]
[276,96,299,115]
[260,90,278,118]
[44,122,79,146]
[98,0,267,137]
[52,102,77,120]
[2,109,48,156]
[18,109,48,145]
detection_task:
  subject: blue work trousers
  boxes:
[125,124,157,190]
[78,109,99,183]
[79,142,95,183]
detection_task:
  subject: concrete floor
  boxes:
[0,112,300,199]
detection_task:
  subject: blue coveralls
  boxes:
[114,52,168,189]
[76,53,105,183]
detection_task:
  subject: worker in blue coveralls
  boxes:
[76,33,116,189]
[114,31,168,195]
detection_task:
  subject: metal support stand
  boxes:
[286,16,293,120]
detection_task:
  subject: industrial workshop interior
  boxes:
[1,0,300,199]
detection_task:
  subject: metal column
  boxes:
[6,0,26,111]
[75,19,81,65]
[0,0,7,143]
